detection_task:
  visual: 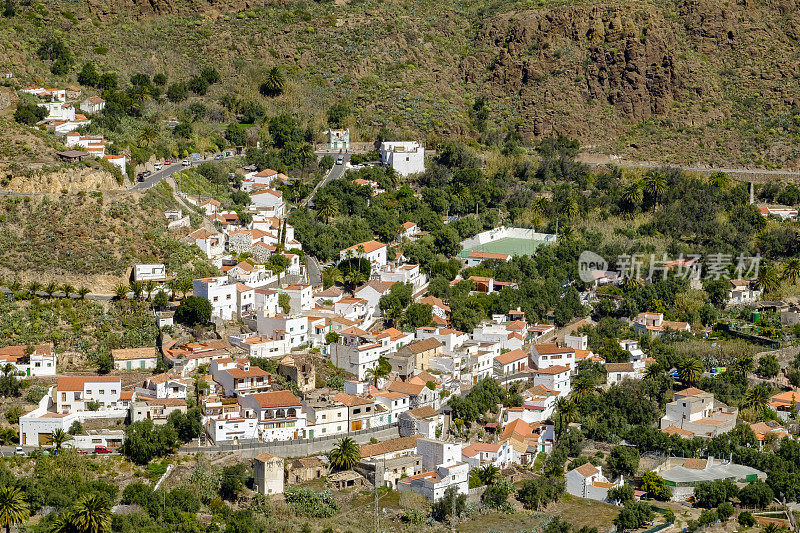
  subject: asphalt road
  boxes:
[305,152,351,208]
[129,154,234,191]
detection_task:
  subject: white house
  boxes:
[659,387,738,438]
[398,406,442,438]
[193,277,238,321]
[728,279,762,306]
[137,373,188,400]
[531,343,576,372]
[112,347,158,371]
[238,390,307,441]
[133,263,167,282]
[257,314,309,348]
[329,337,383,381]
[249,188,286,218]
[633,312,691,337]
[605,363,639,385]
[80,96,106,114]
[398,438,468,502]
[462,441,514,470]
[379,141,425,176]
[212,360,271,397]
[255,288,280,316]
[378,264,426,290]
[283,284,313,313]
[229,333,289,359]
[339,240,387,269]
[38,101,75,121]
[56,376,123,414]
[187,228,224,258]
[494,348,529,382]
[531,365,571,394]
[398,221,419,240]
[254,452,285,495]
[0,344,56,377]
[354,280,394,316]
[326,129,350,151]
[566,463,623,502]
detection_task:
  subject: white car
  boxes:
[154,163,163,171]
[14,447,24,456]
[182,159,190,167]
[335,156,344,165]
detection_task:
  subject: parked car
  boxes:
[214,154,223,160]
[142,170,152,178]
[336,156,344,165]
[164,160,172,165]
[154,163,163,171]
[182,159,190,167]
[77,449,88,454]
[136,172,144,182]
[14,447,25,456]
[94,446,112,454]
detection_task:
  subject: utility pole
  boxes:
[374,476,379,533]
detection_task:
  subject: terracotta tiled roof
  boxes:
[58,376,120,391]
[388,380,425,396]
[250,390,301,408]
[533,364,570,375]
[533,343,575,355]
[676,387,707,397]
[343,240,386,254]
[111,347,157,360]
[360,434,421,458]
[331,392,374,407]
[605,363,635,373]
[400,338,443,354]
[574,463,599,477]
[405,406,438,419]
[495,349,528,365]
[255,452,282,462]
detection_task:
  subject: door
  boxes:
[351,420,362,431]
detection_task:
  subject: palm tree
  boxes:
[47,513,74,533]
[476,464,500,486]
[1,363,18,378]
[322,266,343,289]
[77,287,90,300]
[49,428,70,452]
[571,376,597,401]
[756,264,780,296]
[343,269,367,295]
[676,358,703,387]
[621,183,643,214]
[644,364,664,381]
[0,486,30,533]
[177,278,193,299]
[562,197,579,220]
[762,523,781,533]
[259,66,286,97]
[555,397,578,438]
[27,281,42,298]
[138,124,159,146]
[532,197,549,216]
[315,195,339,223]
[113,284,128,300]
[60,284,75,299]
[622,277,641,292]
[70,493,111,533]
[144,280,157,301]
[129,280,144,300]
[328,436,360,471]
[44,282,59,299]
[364,356,391,387]
[643,171,666,212]
[743,385,770,414]
[385,305,404,327]
[166,279,178,299]
[782,258,800,285]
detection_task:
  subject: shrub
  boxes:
[14,103,47,125]
[738,511,756,527]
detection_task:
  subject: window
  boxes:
[213,296,219,302]
[111,390,117,395]
[99,390,104,395]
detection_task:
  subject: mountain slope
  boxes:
[1,0,799,167]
